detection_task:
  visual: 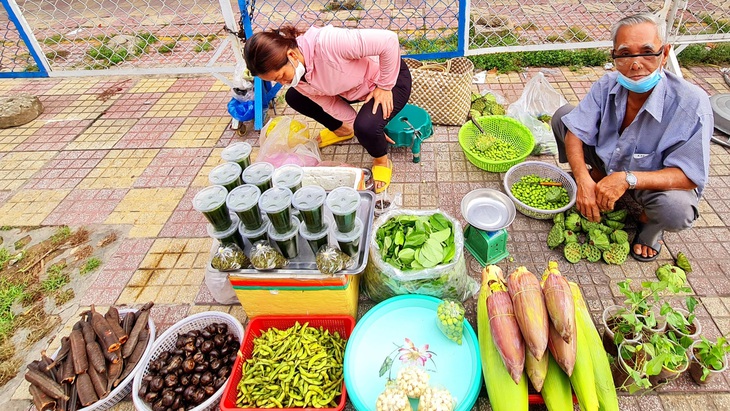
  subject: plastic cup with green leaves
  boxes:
[207,214,245,250]
[208,162,243,192]
[242,161,275,193]
[259,186,294,234]
[326,187,361,233]
[239,215,270,246]
[267,216,300,259]
[273,164,304,193]
[192,185,232,232]
[333,217,363,257]
[299,220,330,255]
[226,184,263,230]
[221,142,252,171]
[291,185,326,233]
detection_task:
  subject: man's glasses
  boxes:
[611,47,664,67]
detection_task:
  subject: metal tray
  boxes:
[460,188,516,231]
[217,190,375,278]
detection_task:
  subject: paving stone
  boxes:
[659,393,715,410]
[0,94,43,128]
[0,189,70,225]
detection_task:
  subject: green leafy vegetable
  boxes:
[375,213,455,270]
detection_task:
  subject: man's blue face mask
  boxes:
[617,66,663,93]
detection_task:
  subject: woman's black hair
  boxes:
[244,25,301,77]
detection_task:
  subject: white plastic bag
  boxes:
[204,268,239,305]
[507,72,568,155]
[258,116,321,167]
[362,209,479,302]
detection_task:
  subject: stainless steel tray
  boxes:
[216,190,375,278]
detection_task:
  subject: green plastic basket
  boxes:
[458,115,535,172]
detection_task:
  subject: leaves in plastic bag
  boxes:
[249,241,288,270]
[211,243,250,271]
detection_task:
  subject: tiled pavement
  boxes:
[2,65,730,410]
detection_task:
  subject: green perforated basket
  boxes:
[458,115,535,172]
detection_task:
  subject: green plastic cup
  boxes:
[273,164,304,193]
[239,215,270,246]
[192,185,232,232]
[333,217,363,257]
[291,185,326,233]
[267,216,300,259]
[326,187,361,233]
[221,142,252,171]
[299,220,330,255]
[226,184,263,230]
[242,162,275,193]
[206,214,245,250]
[209,162,243,192]
[259,186,293,234]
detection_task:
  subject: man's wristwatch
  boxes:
[625,171,637,190]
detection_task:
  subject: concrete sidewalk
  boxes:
[1,64,730,410]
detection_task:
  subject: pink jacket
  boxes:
[295,25,402,124]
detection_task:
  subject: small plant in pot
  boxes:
[602,305,642,357]
[662,296,701,348]
[645,333,690,386]
[689,336,730,385]
[613,341,653,394]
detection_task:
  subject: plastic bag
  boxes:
[418,386,456,411]
[436,299,465,345]
[204,268,239,305]
[210,243,250,271]
[258,116,321,167]
[362,209,479,302]
[396,365,430,398]
[316,245,353,276]
[507,72,568,155]
[249,241,288,270]
[376,385,412,411]
[228,98,255,122]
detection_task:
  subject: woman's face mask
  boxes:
[288,58,306,88]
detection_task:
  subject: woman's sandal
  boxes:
[372,160,393,194]
[319,129,354,148]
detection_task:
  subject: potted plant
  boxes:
[689,336,730,385]
[613,341,653,394]
[602,305,642,357]
[662,296,702,347]
[645,333,690,386]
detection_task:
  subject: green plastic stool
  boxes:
[463,225,509,266]
[384,104,433,163]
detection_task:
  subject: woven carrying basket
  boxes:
[404,57,474,126]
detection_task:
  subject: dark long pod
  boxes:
[46,336,70,371]
[118,328,149,381]
[87,364,109,399]
[69,329,88,375]
[106,359,124,392]
[105,306,129,344]
[123,302,153,358]
[76,372,99,406]
[86,340,107,374]
[29,384,56,411]
[24,368,69,400]
[61,350,75,384]
[89,305,121,352]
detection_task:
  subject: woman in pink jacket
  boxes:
[244,25,412,193]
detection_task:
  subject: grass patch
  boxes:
[400,33,458,54]
[137,32,159,45]
[677,43,730,66]
[0,279,27,341]
[54,289,74,306]
[323,0,363,11]
[40,263,69,293]
[87,44,130,66]
[0,249,11,267]
[700,14,730,34]
[158,41,177,53]
[42,34,65,45]
[50,226,72,244]
[194,41,214,52]
[467,48,610,73]
[80,257,101,275]
[0,227,11,231]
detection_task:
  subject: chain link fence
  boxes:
[2,0,241,76]
[1,0,728,77]
[244,0,461,57]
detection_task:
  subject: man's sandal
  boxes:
[629,222,662,262]
[372,160,393,194]
[319,129,354,148]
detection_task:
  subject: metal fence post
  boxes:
[0,0,48,78]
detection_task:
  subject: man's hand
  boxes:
[365,87,393,119]
[595,172,628,212]
[575,178,601,222]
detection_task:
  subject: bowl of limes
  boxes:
[458,115,535,173]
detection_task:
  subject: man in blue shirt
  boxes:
[552,12,713,262]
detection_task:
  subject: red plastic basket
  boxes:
[220,315,356,411]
